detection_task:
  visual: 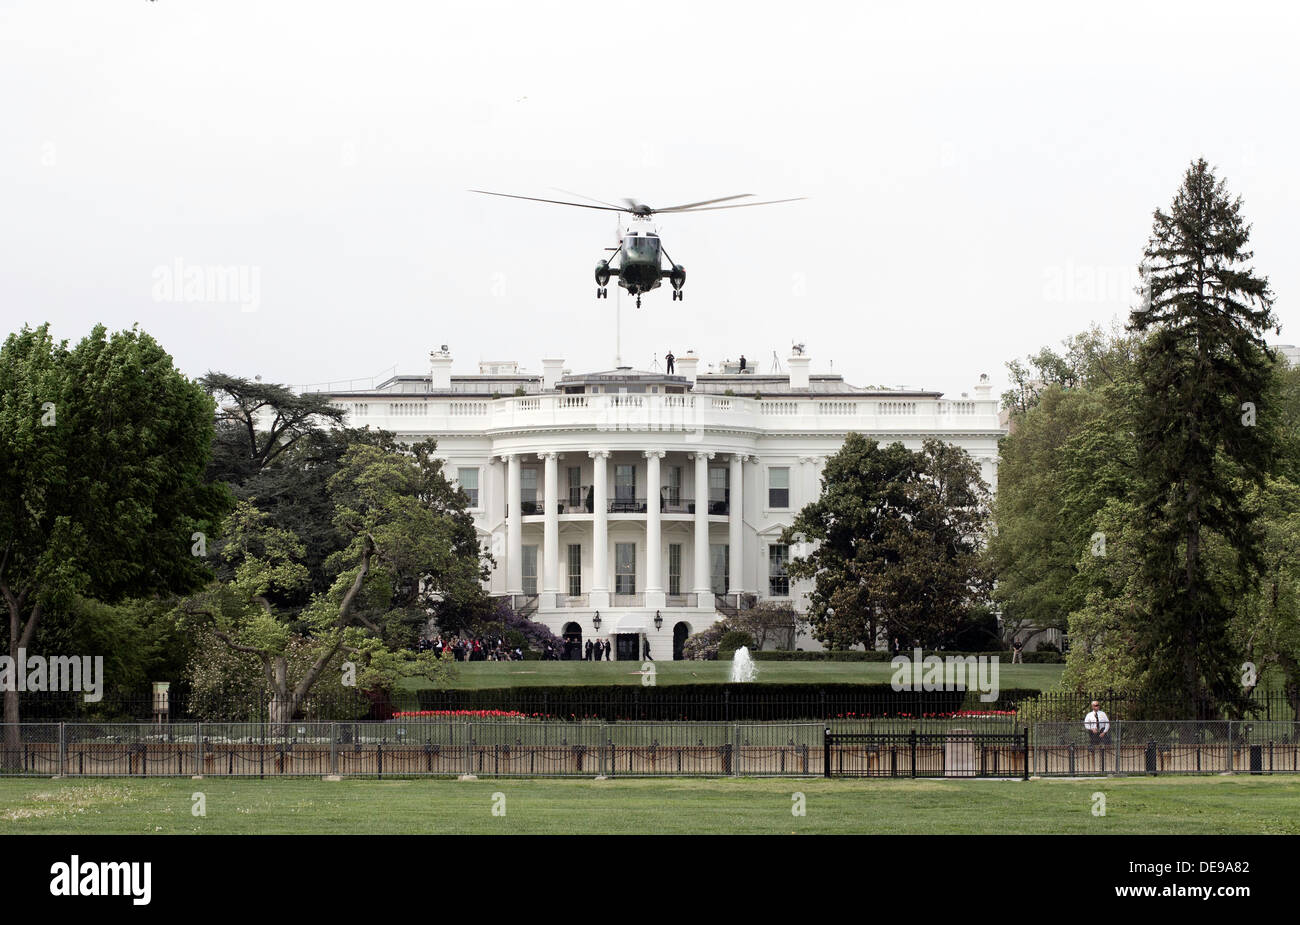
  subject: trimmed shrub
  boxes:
[717,630,756,661]
[751,649,1063,663]
[412,682,1040,722]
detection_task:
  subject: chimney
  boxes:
[675,350,700,385]
[787,352,811,390]
[430,348,453,391]
[974,373,992,400]
[542,357,565,391]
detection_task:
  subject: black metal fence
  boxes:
[1031,720,1300,776]
[824,729,1030,779]
[0,721,824,779]
[3,720,1297,779]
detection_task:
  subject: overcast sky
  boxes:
[3,1,1297,399]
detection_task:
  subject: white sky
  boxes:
[2,1,1297,398]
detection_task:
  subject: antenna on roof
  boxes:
[769,351,783,374]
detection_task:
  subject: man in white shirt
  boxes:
[1084,700,1110,750]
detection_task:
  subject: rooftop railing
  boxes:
[337,393,1003,435]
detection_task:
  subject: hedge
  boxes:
[412,683,1043,722]
[752,649,1064,663]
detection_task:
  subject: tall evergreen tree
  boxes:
[1127,159,1277,716]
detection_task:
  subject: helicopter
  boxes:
[470,189,804,308]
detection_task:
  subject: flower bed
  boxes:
[391,709,535,719]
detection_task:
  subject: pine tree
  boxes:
[1128,159,1277,716]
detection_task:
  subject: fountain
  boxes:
[729,646,758,682]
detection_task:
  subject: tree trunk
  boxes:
[268,657,297,737]
[2,596,37,767]
[2,686,19,769]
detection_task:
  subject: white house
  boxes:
[317,348,1007,659]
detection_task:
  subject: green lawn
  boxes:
[1,775,1294,834]
[407,660,1065,690]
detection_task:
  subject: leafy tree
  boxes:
[201,373,346,486]
[784,435,991,649]
[729,601,799,650]
[0,324,228,751]
[179,440,489,725]
[989,328,1143,640]
[1127,159,1277,716]
[1000,322,1141,415]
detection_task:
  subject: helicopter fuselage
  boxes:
[595,218,685,303]
[617,228,663,295]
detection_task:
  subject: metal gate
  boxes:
[823,728,1029,779]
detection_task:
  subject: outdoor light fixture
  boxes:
[592,611,602,630]
[654,610,663,630]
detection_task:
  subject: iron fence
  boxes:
[1031,720,1300,776]
[0,721,823,779]
[824,729,1029,779]
[3,720,1299,779]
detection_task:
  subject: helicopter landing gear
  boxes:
[672,290,683,301]
[596,287,607,299]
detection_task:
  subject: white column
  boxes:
[542,452,559,607]
[728,453,744,595]
[644,450,665,606]
[504,454,522,594]
[692,451,713,596]
[589,449,610,608]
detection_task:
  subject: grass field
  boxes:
[1,775,1295,834]
[409,660,1066,690]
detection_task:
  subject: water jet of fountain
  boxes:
[730,646,758,682]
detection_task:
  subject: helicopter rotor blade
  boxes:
[659,197,808,213]
[551,188,626,210]
[469,190,625,212]
[653,194,754,212]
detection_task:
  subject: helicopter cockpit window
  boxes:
[626,235,661,259]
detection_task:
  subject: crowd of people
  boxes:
[417,634,649,662]
[537,637,611,660]
[417,635,524,661]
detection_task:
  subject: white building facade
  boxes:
[321,349,1007,660]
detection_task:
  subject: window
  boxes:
[666,466,682,504]
[668,544,682,596]
[709,467,729,514]
[625,234,661,261]
[768,544,790,597]
[522,545,538,596]
[768,467,790,509]
[615,464,636,500]
[567,544,582,597]
[615,542,636,594]
[457,467,479,508]
[613,463,637,511]
[520,467,538,514]
[710,544,730,596]
[567,467,582,508]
